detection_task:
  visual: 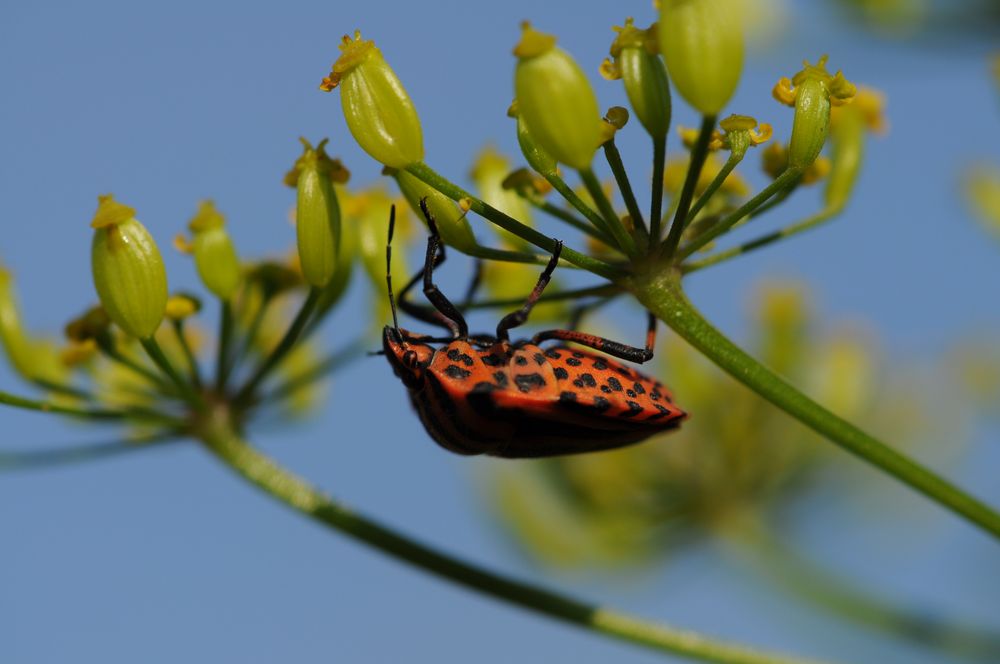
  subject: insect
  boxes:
[382,200,686,458]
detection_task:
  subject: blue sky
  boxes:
[2,2,999,663]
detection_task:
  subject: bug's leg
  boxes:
[395,239,456,333]
[415,197,469,339]
[533,311,657,363]
[496,241,563,341]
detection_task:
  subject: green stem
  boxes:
[234,288,320,405]
[579,167,637,256]
[650,135,667,245]
[95,334,173,393]
[677,169,802,261]
[544,171,621,247]
[0,434,179,472]
[629,271,1000,542]
[140,337,203,409]
[718,515,1000,663]
[602,139,648,243]
[520,191,616,246]
[684,151,744,225]
[465,245,557,266]
[261,339,365,404]
[661,114,716,258]
[407,163,623,281]
[0,389,129,420]
[684,206,842,274]
[173,320,203,389]
[196,416,829,664]
[464,284,621,310]
[32,379,94,401]
[232,292,270,368]
[216,300,235,392]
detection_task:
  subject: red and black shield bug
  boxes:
[382,200,686,458]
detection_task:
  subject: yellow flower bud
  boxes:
[285,139,344,288]
[177,201,243,299]
[320,31,424,168]
[824,104,864,210]
[773,56,856,170]
[513,23,602,170]
[602,19,671,139]
[164,292,202,321]
[90,195,168,339]
[659,0,744,116]
[390,168,477,252]
[315,184,357,314]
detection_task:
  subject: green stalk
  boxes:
[602,139,649,243]
[234,288,320,405]
[0,389,130,420]
[262,339,365,404]
[676,169,801,261]
[684,151,744,226]
[196,415,830,664]
[141,337,203,409]
[661,115,716,258]
[579,167,637,256]
[650,135,667,245]
[0,434,179,473]
[464,284,621,310]
[683,206,843,274]
[215,300,235,392]
[407,163,623,281]
[172,320,203,389]
[95,334,173,393]
[544,171,621,245]
[519,190,616,246]
[628,270,1000,541]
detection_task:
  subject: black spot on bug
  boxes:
[616,367,633,378]
[592,396,611,413]
[649,404,673,420]
[514,355,528,366]
[492,371,509,387]
[545,349,562,359]
[566,357,582,367]
[481,353,503,367]
[626,389,637,398]
[572,351,585,359]
[445,365,471,380]
[621,401,644,418]
[600,385,612,394]
[572,378,584,388]
[447,348,474,366]
[553,367,569,380]
[592,358,608,370]
[650,390,662,401]
[607,377,623,392]
[559,391,577,403]
[514,373,546,393]
[471,381,497,394]
[533,352,546,366]
[633,382,646,394]
[579,373,597,387]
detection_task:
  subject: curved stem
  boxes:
[544,171,620,243]
[520,192,616,246]
[603,139,648,243]
[684,151,744,225]
[196,416,830,664]
[0,388,175,424]
[464,284,621,310]
[661,115,716,259]
[579,167,637,256]
[0,434,180,472]
[216,300,235,392]
[629,271,1000,541]
[173,320,203,389]
[261,339,366,404]
[141,337,203,409]
[650,135,667,245]
[407,163,623,281]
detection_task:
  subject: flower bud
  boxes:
[773,56,856,170]
[823,106,864,210]
[601,19,671,139]
[388,168,477,252]
[164,292,202,321]
[320,31,423,168]
[508,101,558,177]
[175,201,242,299]
[0,266,34,378]
[513,23,602,170]
[284,139,345,288]
[315,184,357,314]
[658,0,744,116]
[90,195,168,339]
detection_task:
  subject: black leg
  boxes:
[496,241,563,341]
[532,311,657,363]
[416,197,469,339]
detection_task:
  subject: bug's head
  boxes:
[382,326,434,388]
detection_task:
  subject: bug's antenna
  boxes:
[386,205,402,336]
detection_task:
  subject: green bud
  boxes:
[824,106,864,210]
[315,184,357,314]
[389,168,477,253]
[321,31,424,168]
[90,194,168,339]
[285,139,345,288]
[658,0,744,116]
[178,201,242,299]
[601,19,671,139]
[509,102,558,176]
[513,23,602,170]
[773,56,856,170]
[0,266,34,378]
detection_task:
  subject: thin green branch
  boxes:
[463,284,621,310]
[676,169,802,261]
[629,272,1000,541]
[602,139,649,243]
[172,319,203,389]
[261,339,366,404]
[0,434,180,473]
[407,163,624,281]
[232,292,271,368]
[197,417,830,664]
[216,300,235,392]
[650,135,667,245]
[234,288,321,405]
[32,379,94,401]
[518,190,616,246]
[683,206,843,274]
[661,115,717,258]
[579,167,637,256]
[684,151,744,225]
[0,388,161,422]
[95,334,173,393]
[544,171,621,245]
[140,337,203,408]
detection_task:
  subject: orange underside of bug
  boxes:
[388,332,686,458]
